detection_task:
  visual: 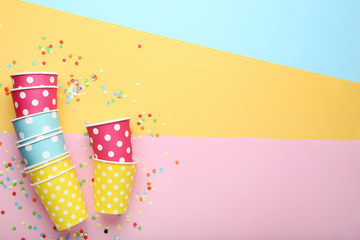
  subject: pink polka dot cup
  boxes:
[10,72,58,88]
[10,86,58,118]
[86,117,133,162]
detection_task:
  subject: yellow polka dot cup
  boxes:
[26,153,72,183]
[94,158,138,214]
[31,166,88,231]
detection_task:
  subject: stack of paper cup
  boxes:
[86,118,138,214]
[9,72,88,230]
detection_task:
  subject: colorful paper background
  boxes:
[1,0,360,239]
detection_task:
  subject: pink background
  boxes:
[1,133,360,239]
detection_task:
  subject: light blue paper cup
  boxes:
[15,127,62,146]
[11,110,60,141]
[17,131,68,167]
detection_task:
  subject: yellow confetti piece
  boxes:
[129,212,133,216]
[138,136,142,139]
[90,183,93,187]
[117,224,122,230]
[138,211,142,214]
[142,168,146,172]
[3,161,7,165]
[164,152,168,156]
[16,164,20,168]
[9,186,12,190]
[135,195,139,199]
[97,223,102,227]
[149,179,152,183]
[21,221,26,225]
[96,214,100,218]
[5,169,9,172]
[4,150,9,154]
[126,219,130,222]
[163,123,167,127]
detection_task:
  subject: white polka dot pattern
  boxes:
[86,118,133,162]
[93,160,138,214]
[33,167,87,231]
[27,154,73,183]
[11,87,58,118]
[11,73,58,88]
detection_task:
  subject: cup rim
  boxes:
[24,151,70,170]
[10,72,59,77]
[9,85,58,92]
[93,157,139,165]
[30,166,75,186]
[17,130,64,148]
[15,127,62,145]
[85,117,131,128]
[25,153,70,173]
[10,109,59,123]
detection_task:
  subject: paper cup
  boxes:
[15,127,62,146]
[10,86,58,118]
[86,117,133,162]
[26,154,72,183]
[93,158,138,214]
[24,151,69,171]
[31,166,88,231]
[11,110,60,141]
[17,131,67,167]
[10,72,58,88]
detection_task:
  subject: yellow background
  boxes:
[1,0,360,140]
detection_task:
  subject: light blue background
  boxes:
[24,0,360,82]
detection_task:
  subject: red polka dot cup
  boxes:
[10,86,58,118]
[10,72,58,88]
[86,117,133,162]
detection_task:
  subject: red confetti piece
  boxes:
[42,234,46,238]
[138,44,142,48]
[12,192,16,196]
[12,60,16,65]
[4,87,9,91]
[133,222,137,227]
[138,114,142,118]
[62,58,66,62]
[78,56,82,60]
[147,186,151,191]
[137,122,140,125]
[8,163,12,167]
[146,173,150,177]
[32,198,37,203]
[49,44,53,48]
[75,61,79,66]
[60,40,63,44]
[42,61,46,65]
[42,51,46,55]
[1,210,5,215]
[148,113,152,117]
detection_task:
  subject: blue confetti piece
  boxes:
[101,85,106,89]
[37,215,41,219]
[6,177,9,181]
[66,100,70,104]
[3,185,7,189]
[106,101,110,105]
[160,168,164,172]
[10,166,14,170]
[66,95,70,98]
[25,194,29,198]
[32,61,36,65]
[33,226,37,230]
[7,64,11,68]
[15,201,18,206]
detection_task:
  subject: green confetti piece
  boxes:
[18,206,22,210]
[142,118,146,121]
[83,132,87,136]
[42,36,46,40]
[63,89,67,93]
[138,226,142,231]
[0,83,3,87]
[20,160,25,165]
[82,179,86,183]
[79,182,83,187]
[91,75,94,78]
[150,133,154,137]
[79,164,83,168]
[28,225,32,230]
[32,211,36,216]
[38,45,42,49]
[59,44,63,48]
[111,99,115,103]
[89,156,93,159]
[12,227,16,231]
[19,181,23,185]
[21,188,25,192]
[92,216,96,220]
[0,181,4,185]
[153,119,157,123]
[85,79,89,83]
